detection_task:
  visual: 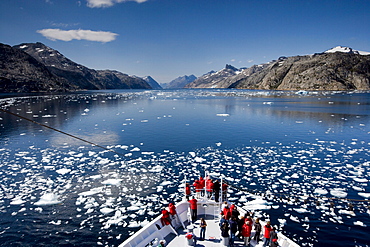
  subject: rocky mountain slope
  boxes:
[186,47,370,90]
[0,43,77,92]
[143,76,162,89]
[0,42,152,92]
[185,65,243,88]
[162,75,197,89]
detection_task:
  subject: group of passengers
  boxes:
[186,175,228,202]
[220,202,278,247]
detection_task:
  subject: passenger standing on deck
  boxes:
[222,205,231,220]
[193,179,201,199]
[188,196,198,222]
[269,227,278,247]
[168,203,177,224]
[263,221,272,247]
[222,182,228,201]
[229,216,238,247]
[220,221,230,246]
[157,240,166,247]
[199,218,207,240]
[199,177,205,197]
[206,179,214,199]
[185,183,191,200]
[161,208,171,226]
[253,218,262,243]
[241,220,252,247]
[213,180,221,202]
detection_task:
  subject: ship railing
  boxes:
[118,200,189,247]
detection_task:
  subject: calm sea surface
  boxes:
[0,89,369,247]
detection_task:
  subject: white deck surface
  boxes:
[166,217,264,247]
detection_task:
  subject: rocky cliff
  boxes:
[0,42,152,92]
[185,48,370,91]
[231,53,370,90]
[0,43,77,92]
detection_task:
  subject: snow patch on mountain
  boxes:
[325,46,370,55]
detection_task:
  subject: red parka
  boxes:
[168,203,176,215]
[241,222,252,237]
[264,224,272,238]
[222,206,231,220]
[188,198,198,210]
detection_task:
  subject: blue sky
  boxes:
[1,0,370,84]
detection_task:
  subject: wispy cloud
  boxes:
[37,29,118,42]
[86,0,147,8]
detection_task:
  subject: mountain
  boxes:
[162,75,197,89]
[0,43,77,92]
[187,47,370,91]
[185,64,241,88]
[324,46,370,56]
[0,42,152,93]
[11,42,151,91]
[143,76,162,89]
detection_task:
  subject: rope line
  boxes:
[0,108,127,157]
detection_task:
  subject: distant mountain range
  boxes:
[162,75,197,89]
[185,46,370,90]
[1,43,369,92]
[0,42,161,93]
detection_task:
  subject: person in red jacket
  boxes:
[222,205,231,220]
[185,183,191,200]
[168,203,176,216]
[188,196,198,222]
[241,220,252,247]
[206,179,214,199]
[199,176,205,197]
[263,221,272,247]
[193,180,202,198]
[222,182,228,201]
[161,208,171,226]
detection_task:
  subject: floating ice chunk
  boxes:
[34,193,62,206]
[10,197,26,205]
[216,114,229,117]
[353,178,368,183]
[130,147,140,152]
[290,215,300,222]
[100,207,115,215]
[358,192,370,198]
[56,168,71,175]
[354,221,367,227]
[314,188,328,195]
[49,220,62,225]
[293,208,309,214]
[102,179,122,186]
[194,157,206,163]
[278,218,286,225]
[216,142,222,146]
[330,189,347,198]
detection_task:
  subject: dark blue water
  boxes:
[0,89,369,247]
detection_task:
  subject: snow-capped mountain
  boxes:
[7,42,152,91]
[324,46,370,55]
[185,64,242,88]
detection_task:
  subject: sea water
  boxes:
[0,89,369,247]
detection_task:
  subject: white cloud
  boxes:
[37,29,118,42]
[86,0,147,8]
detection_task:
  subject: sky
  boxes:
[1,0,370,84]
